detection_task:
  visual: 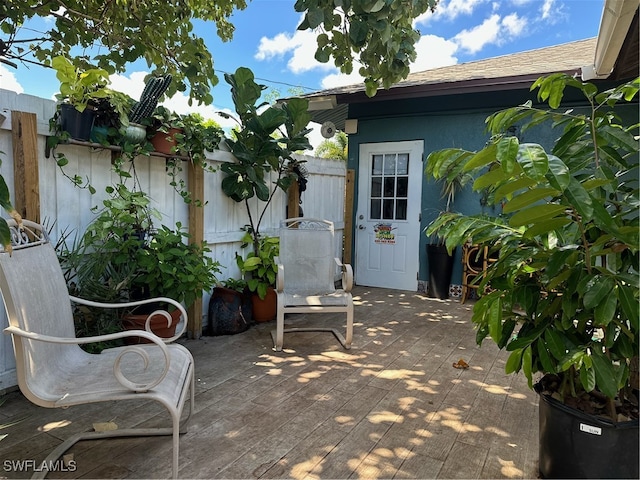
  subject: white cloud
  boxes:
[416,0,489,25]
[452,12,525,54]
[0,65,25,94]
[452,14,501,54]
[502,13,526,36]
[256,28,333,75]
[541,0,566,24]
[412,35,459,71]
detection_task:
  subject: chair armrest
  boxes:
[4,325,171,393]
[334,258,354,292]
[69,295,188,343]
[276,264,284,292]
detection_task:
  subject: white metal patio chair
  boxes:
[0,219,194,479]
[273,217,354,351]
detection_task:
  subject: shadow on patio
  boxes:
[0,286,539,479]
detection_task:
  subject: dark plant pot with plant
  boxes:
[536,378,638,479]
[425,74,639,479]
[207,280,252,336]
[426,244,456,299]
[58,103,96,141]
[51,55,110,142]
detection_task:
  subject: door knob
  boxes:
[358,225,365,230]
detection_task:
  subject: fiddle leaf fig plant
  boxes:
[426,74,639,422]
[220,67,312,255]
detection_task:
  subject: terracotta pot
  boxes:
[122,308,182,344]
[150,127,183,154]
[251,287,277,322]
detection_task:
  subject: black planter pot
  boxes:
[538,388,639,479]
[58,103,96,141]
[426,244,456,299]
[207,287,252,336]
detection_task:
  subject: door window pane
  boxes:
[371,177,382,197]
[396,177,408,197]
[372,155,383,175]
[383,199,394,219]
[371,199,381,219]
[384,177,395,197]
[396,199,407,220]
[383,154,396,174]
[397,154,409,175]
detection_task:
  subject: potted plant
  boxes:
[424,157,472,299]
[90,90,138,144]
[51,55,111,141]
[220,67,312,256]
[235,231,279,322]
[207,278,253,336]
[425,74,639,479]
[58,183,220,342]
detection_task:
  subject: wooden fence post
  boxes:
[187,161,205,339]
[11,111,40,222]
[343,169,355,264]
[287,181,300,218]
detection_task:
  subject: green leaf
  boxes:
[617,284,639,331]
[583,275,615,310]
[497,137,519,173]
[537,339,556,374]
[487,296,502,343]
[545,155,571,191]
[509,204,566,228]
[563,177,593,220]
[522,345,533,388]
[463,144,498,172]
[594,291,617,326]
[517,143,549,180]
[579,364,596,392]
[524,217,571,238]
[544,329,566,360]
[505,348,524,374]
[502,188,559,214]
[473,167,507,191]
[591,350,618,398]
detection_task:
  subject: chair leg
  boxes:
[274,301,285,351]
[344,306,353,348]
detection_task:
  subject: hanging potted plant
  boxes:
[425,74,639,479]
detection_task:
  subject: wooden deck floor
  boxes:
[0,287,540,479]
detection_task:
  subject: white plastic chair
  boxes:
[273,218,354,351]
[0,220,194,479]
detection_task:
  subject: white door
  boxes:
[355,140,423,290]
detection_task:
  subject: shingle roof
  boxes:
[309,37,597,99]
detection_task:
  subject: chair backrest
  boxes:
[0,220,81,402]
[279,218,336,294]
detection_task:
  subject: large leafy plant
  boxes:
[220,67,311,254]
[426,74,639,421]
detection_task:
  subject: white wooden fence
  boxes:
[0,89,346,390]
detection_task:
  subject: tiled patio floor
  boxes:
[0,287,540,479]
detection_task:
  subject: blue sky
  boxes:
[0,0,606,149]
